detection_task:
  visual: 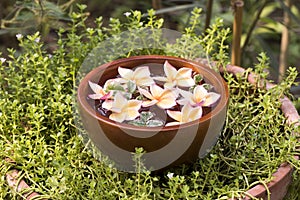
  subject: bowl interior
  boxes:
[77,55,229,132]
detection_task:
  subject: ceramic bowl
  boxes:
[77,55,229,172]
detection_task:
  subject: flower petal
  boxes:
[102,100,113,110]
[153,76,168,82]
[136,77,155,86]
[124,109,140,121]
[89,81,104,94]
[111,92,127,112]
[165,121,181,126]
[177,77,195,87]
[127,100,142,110]
[133,66,155,86]
[202,92,220,106]
[176,68,194,87]
[109,112,127,123]
[178,88,194,104]
[176,68,192,79]
[88,94,104,100]
[133,66,151,77]
[194,85,208,103]
[164,82,176,89]
[138,87,154,100]
[157,97,176,109]
[118,67,133,80]
[164,61,177,80]
[142,100,158,107]
[150,84,165,98]
[181,104,192,122]
[103,78,122,90]
[177,98,188,105]
[167,110,182,122]
[188,106,202,121]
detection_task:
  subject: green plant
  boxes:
[0,5,299,199]
[0,0,77,37]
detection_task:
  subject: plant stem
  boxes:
[231,0,244,66]
[152,0,162,10]
[279,0,292,82]
[241,0,269,56]
[205,0,213,31]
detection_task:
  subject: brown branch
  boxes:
[231,0,244,66]
[279,0,292,82]
[241,0,269,55]
[205,0,213,30]
[152,0,162,10]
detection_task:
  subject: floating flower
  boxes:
[138,84,177,109]
[102,92,142,123]
[88,81,112,100]
[166,104,202,126]
[154,61,194,88]
[118,66,154,87]
[177,85,220,107]
[87,60,221,127]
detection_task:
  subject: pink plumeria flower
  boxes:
[166,104,202,126]
[88,81,112,100]
[102,92,142,123]
[118,66,154,87]
[177,85,220,107]
[138,84,177,109]
[154,61,195,88]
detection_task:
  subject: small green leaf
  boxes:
[140,111,154,122]
[194,74,203,84]
[127,81,136,94]
[106,84,125,92]
[146,120,164,127]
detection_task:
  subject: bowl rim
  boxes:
[77,55,229,132]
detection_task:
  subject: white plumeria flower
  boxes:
[88,81,112,100]
[177,85,220,107]
[166,104,202,126]
[102,92,142,123]
[138,84,177,109]
[118,66,155,87]
[154,61,195,88]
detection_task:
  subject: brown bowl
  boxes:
[77,55,229,172]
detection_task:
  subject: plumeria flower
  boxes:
[177,85,220,107]
[118,66,154,87]
[154,61,195,88]
[102,92,142,123]
[166,103,203,126]
[138,84,177,109]
[88,81,112,100]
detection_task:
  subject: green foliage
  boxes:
[0,0,75,36]
[0,5,299,199]
[128,111,164,127]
